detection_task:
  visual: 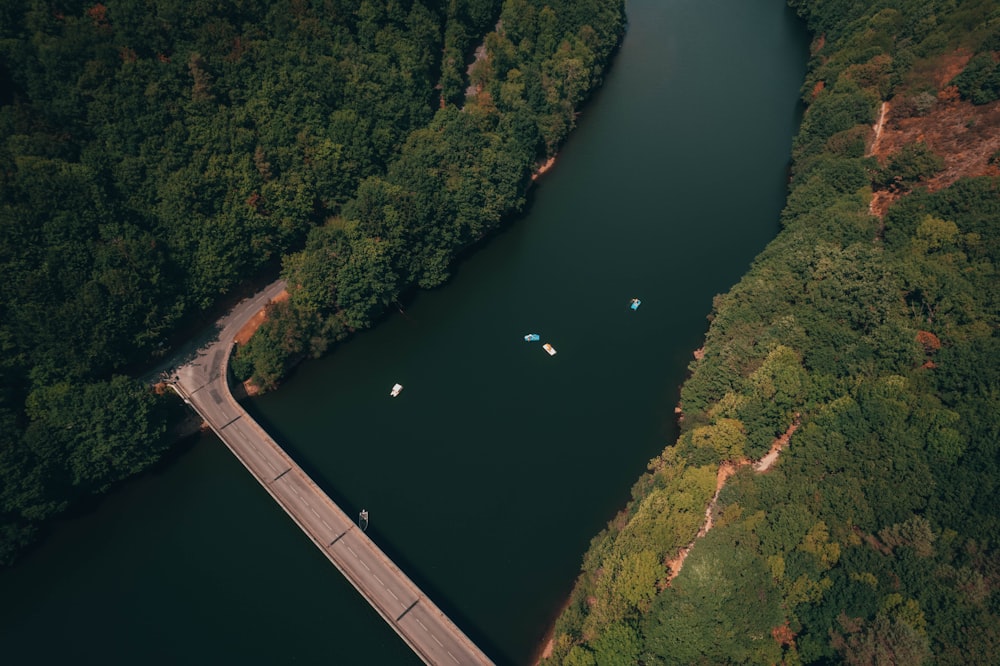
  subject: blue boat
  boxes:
[630,298,641,311]
[524,333,540,342]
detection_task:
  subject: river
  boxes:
[0,2,808,664]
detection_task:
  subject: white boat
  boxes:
[543,343,557,356]
[390,383,403,397]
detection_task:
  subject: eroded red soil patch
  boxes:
[234,289,288,345]
[869,51,1000,217]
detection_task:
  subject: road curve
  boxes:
[168,280,493,666]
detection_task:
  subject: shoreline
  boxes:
[535,411,802,660]
[531,591,574,664]
[531,156,557,180]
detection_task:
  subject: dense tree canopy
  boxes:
[232,0,625,387]
[0,0,625,563]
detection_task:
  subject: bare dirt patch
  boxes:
[910,50,973,90]
[755,416,801,473]
[869,52,1000,217]
[231,289,288,397]
[234,288,288,345]
[532,156,557,180]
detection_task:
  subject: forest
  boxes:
[0,0,625,564]
[541,0,1000,664]
[5,0,999,661]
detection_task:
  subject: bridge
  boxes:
[169,281,493,666]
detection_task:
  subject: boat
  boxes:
[524,333,540,342]
[359,509,369,531]
[630,298,641,311]
[543,343,557,356]
[390,383,403,397]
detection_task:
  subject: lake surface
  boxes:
[0,2,808,664]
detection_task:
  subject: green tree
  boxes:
[876,142,945,191]
[24,377,171,494]
[951,52,1000,104]
[643,528,784,665]
[589,622,642,666]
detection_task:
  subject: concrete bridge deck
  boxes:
[169,281,493,666]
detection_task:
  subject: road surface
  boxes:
[168,280,493,666]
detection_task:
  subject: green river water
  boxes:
[0,2,808,664]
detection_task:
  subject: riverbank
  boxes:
[534,415,801,664]
[539,2,1000,660]
[532,156,557,180]
[0,1,811,661]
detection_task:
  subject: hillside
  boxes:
[868,52,1000,216]
[541,1,1000,664]
[0,0,626,565]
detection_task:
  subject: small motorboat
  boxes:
[524,333,540,342]
[543,343,557,356]
[390,383,403,397]
[630,298,641,311]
